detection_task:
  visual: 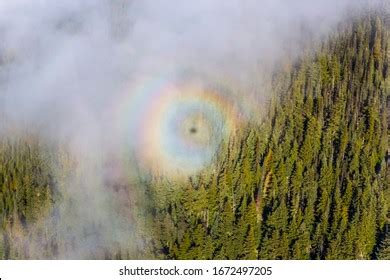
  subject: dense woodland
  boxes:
[0,11,389,259]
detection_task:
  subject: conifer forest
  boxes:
[0,1,389,260]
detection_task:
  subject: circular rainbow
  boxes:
[117,76,240,177]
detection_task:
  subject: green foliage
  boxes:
[0,136,56,259]
[0,12,389,260]
[142,13,390,260]
[376,226,390,259]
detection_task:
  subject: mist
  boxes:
[0,0,375,258]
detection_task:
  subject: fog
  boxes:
[0,0,375,258]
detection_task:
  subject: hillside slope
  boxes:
[142,12,390,260]
[0,11,389,260]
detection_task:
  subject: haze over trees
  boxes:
[0,8,389,259]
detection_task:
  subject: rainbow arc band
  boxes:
[118,78,241,177]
